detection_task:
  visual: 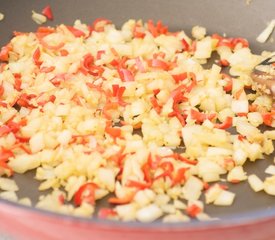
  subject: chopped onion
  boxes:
[32,11,47,25]
[248,174,264,192]
[256,19,275,43]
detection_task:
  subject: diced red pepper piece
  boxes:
[0,44,12,62]
[223,158,236,170]
[0,83,4,97]
[83,53,94,69]
[49,75,63,87]
[234,88,244,100]
[0,126,11,137]
[126,180,151,190]
[74,182,98,206]
[172,167,188,186]
[142,162,153,184]
[0,102,7,108]
[168,153,198,165]
[186,204,202,218]
[133,23,146,38]
[150,96,162,114]
[148,58,169,71]
[212,34,232,48]
[98,208,117,219]
[42,5,54,20]
[231,38,249,48]
[168,110,187,126]
[107,146,126,166]
[135,57,145,73]
[33,47,42,66]
[219,59,230,67]
[262,111,275,126]
[17,93,36,108]
[13,31,27,37]
[13,73,22,91]
[222,73,233,92]
[112,84,120,97]
[214,117,233,129]
[203,182,210,190]
[153,89,160,96]
[108,191,136,205]
[238,135,246,141]
[36,26,55,36]
[92,18,112,32]
[0,162,13,176]
[37,95,56,106]
[190,109,216,124]
[147,153,162,169]
[112,84,127,106]
[60,49,69,56]
[105,126,121,139]
[154,161,174,180]
[82,53,104,76]
[147,20,168,37]
[66,26,86,38]
[172,72,187,84]
[0,147,14,163]
[39,38,64,51]
[102,102,119,120]
[117,68,134,82]
[181,38,190,51]
[96,50,105,60]
[40,66,55,73]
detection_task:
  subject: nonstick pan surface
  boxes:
[0,0,274,240]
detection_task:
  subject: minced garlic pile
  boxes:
[0,19,274,222]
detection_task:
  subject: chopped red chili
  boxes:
[74,182,98,206]
[42,5,54,20]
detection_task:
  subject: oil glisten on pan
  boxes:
[0,0,274,233]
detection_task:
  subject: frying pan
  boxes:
[0,0,274,239]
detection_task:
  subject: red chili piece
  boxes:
[42,5,54,20]
[98,208,117,219]
[66,26,86,38]
[117,68,134,82]
[74,182,98,206]
[190,109,216,124]
[214,117,233,129]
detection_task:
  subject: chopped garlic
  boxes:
[32,10,47,25]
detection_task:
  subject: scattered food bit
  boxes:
[0,178,19,192]
[256,19,275,43]
[214,190,235,206]
[0,13,4,21]
[192,26,206,40]
[265,165,275,175]
[248,174,264,192]
[263,176,275,195]
[18,197,32,206]
[0,191,18,202]
[32,10,47,25]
